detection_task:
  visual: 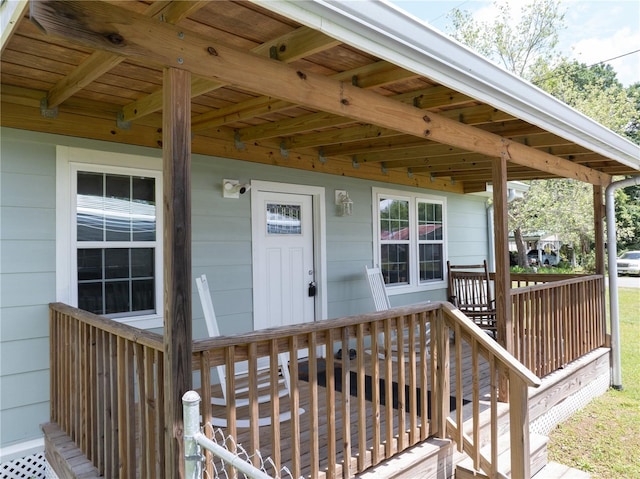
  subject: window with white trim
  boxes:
[373,188,446,292]
[57,147,163,328]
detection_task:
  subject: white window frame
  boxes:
[56,146,163,329]
[372,187,447,295]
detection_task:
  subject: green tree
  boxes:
[509,180,594,266]
[624,82,640,144]
[533,60,637,138]
[615,185,640,252]
[448,0,565,79]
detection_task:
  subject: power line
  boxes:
[428,1,471,26]
[585,49,640,69]
[533,48,640,86]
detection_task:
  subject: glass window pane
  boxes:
[105,249,129,279]
[419,244,443,281]
[380,198,409,240]
[77,172,104,241]
[131,248,154,278]
[78,282,103,315]
[381,244,409,285]
[266,203,301,234]
[132,177,156,241]
[418,202,443,241]
[77,249,103,281]
[105,281,130,314]
[105,174,131,241]
[132,279,154,312]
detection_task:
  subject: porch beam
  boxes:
[162,67,192,479]
[44,1,206,109]
[286,104,518,152]
[125,26,341,123]
[242,97,515,150]
[233,79,461,143]
[192,60,417,132]
[29,0,611,184]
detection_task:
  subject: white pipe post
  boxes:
[183,390,203,479]
[605,176,640,390]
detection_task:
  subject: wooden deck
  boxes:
[46,283,606,479]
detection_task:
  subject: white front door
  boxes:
[252,188,317,330]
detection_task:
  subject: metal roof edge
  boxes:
[251,0,640,171]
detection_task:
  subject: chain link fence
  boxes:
[183,391,300,479]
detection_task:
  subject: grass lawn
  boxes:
[547,287,640,478]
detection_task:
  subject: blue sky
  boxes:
[388,0,640,86]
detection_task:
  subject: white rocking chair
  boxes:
[365,266,430,360]
[195,274,304,427]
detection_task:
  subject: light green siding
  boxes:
[1,133,56,449]
[0,127,490,452]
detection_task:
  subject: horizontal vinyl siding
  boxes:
[0,133,56,448]
[447,195,489,263]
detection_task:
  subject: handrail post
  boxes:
[508,376,530,479]
[183,390,202,479]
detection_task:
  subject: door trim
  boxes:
[251,180,327,330]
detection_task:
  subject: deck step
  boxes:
[42,422,103,479]
[532,461,591,478]
[455,432,548,478]
[357,437,454,479]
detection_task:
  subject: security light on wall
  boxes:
[335,190,353,216]
[223,179,251,198]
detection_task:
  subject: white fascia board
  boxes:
[1,0,28,54]
[251,0,639,172]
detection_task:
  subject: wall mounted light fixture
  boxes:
[223,179,251,198]
[335,189,353,216]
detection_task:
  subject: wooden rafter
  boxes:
[29,0,613,185]
[44,1,208,109]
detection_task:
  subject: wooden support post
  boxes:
[492,153,513,402]
[508,376,531,479]
[163,67,192,479]
[593,185,605,276]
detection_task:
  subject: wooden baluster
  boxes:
[341,327,351,479]
[326,329,336,478]
[308,331,320,478]
[356,323,367,471]
[370,321,381,464]
[289,335,302,479]
[268,340,281,473]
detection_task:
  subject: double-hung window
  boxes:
[373,188,446,293]
[57,147,163,328]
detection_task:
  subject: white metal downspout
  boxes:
[605,175,640,390]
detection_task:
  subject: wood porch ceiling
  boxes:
[1,0,637,193]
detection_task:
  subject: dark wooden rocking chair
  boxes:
[447,260,497,335]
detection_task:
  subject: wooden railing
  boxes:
[49,303,166,478]
[191,302,540,479]
[50,300,542,479]
[509,274,606,377]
